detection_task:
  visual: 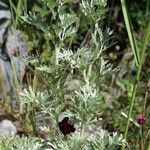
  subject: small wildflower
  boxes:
[137,115,147,125]
[12,47,20,56]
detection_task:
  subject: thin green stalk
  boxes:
[121,0,140,66]
[0,65,8,104]
[55,114,60,136]
[80,122,85,137]
[24,104,30,130]
[24,0,27,15]
[30,104,37,136]
[87,64,92,80]
[147,143,150,150]
[8,0,18,13]
[9,0,15,25]
[9,0,22,28]
[87,23,99,80]
[8,0,18,27]
[14,0,22,29]
[31,69,39,136]
[55,45,61,65]
[10,56,21,103]
[33,68,38,90]
[122,20,150,150]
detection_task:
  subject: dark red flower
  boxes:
[58,117,75,135]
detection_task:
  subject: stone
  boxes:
[0,1,27,108]
[0,119,17,137]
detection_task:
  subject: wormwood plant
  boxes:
[1,0,126,149]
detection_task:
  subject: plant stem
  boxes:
[122,20,150,150]
[87,23,99,80]
[14,0,22,29]
[0,65,8,104]
[33,68,38,90]
[9,0,15,25]
[10,57,21,101]
[24,0,27,14]
[31,69,39,136]
[55,45,61,65]
[80,122,84,137]
[55,114,60,136]
[147,142,150,150]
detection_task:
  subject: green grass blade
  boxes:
[14,0,22,29]
[9,0,22,28]
[121,0,140,66]
[8,0,18,15]
[139,20,150,68]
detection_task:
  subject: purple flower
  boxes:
[137,115,147,125]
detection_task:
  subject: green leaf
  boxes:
[121,0,140,66]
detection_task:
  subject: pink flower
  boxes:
[137,115,147,125]
[12,47,19,56]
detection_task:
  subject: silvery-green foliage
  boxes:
[99,58,113,75]
[39,89,66,118]
[41,0,73,9]
[59,49,78,68]
[80,0,107,23]
[0,136,44,150]
[21,9,77,42]
[19,86,49,105]
[21,12,54,39]
[87,131,126,150]
[48,134,86,150]
[108,132,126,148]
[53,12,77,42]
[59,13,77,29]
[59,48,92,69]
[41,0,57,12]
[28,57,40,67]
[20,0,115,133]
[89,26,115,81]
[92,26,114,54]
[44,129,125,150]
[36,65,51,73]
[54,13,77,41]
[16,0,128,149]
[40,0,74,20]
[12,137,43,150]
[65,83,103,125]
[58,26,114,73]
